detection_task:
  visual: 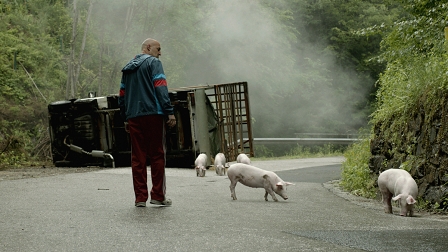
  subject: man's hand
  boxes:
[167,114,176,128]
[124,122,130,133]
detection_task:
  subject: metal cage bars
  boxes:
[209,82,254,161]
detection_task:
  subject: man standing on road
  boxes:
[118,38,176,207]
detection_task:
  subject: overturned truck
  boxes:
[48,82,254,168]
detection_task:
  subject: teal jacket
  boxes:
[118,54,173,121]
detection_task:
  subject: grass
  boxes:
[252,143,346,161]
[339,138,377,198]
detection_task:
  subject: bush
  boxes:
[0,120,50,169]
[340,138,377,198]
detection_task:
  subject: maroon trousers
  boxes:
[128,115,166,203]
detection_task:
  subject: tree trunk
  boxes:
[109,0,136,94]
[73,0,93,98]
[66,0,78,99]
[98,30,104,96]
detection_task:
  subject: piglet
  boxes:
[377,168,418,217]
[214,153,226,176]
[236,153,251,164]
[195,153,207,177]
[227,163,294,201]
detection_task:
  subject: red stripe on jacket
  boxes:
[154,79,167,87]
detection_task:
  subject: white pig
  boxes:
[214,153,226,176]
[236,153,251,164]
[227,163,294,201]
[195,153,207,177]
[377,168,418,217]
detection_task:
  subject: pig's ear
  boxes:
[276,182,283,189]
[407,196,416,205]
[392,194,402,201]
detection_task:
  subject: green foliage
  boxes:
[254,145,275,158]
[0,0,68,101]
[0,0,70,167]
[0,120,50,169]
[370,1,448,157]
[286,144,345,158]
[418,199,448,214]
[253,143,345,159]
[340,138,377,198]
[286,145,313,158]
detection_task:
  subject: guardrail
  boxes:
[293,133,360,138]
[251,137,361,145]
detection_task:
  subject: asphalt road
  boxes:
[1,157,447,252]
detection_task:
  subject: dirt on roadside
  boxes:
[0,166,102,181]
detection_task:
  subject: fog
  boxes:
[92,0,371,137]
[179,0,369,137]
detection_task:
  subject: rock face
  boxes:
[369,106,448,209]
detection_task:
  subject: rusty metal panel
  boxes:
[209,82,254,162]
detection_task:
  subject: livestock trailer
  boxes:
[48,82,254,168]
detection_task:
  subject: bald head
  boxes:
[142,38,161,58]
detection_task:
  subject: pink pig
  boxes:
[195,153,207,177]
[227,163,294,201]
[236,153,251,164]
[214,153,226,176]
[378,168,418,217]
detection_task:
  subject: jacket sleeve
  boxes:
[151,60,174,115]
[118,76,127,122]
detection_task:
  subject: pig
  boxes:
[377,168,418,217]
[236,153,251,164]
[214,153,226,176]
[195,153,207,177]
[227,163,294,201]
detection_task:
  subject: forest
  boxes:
[0,0,446,176]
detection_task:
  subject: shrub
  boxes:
[340,138,377,198]
[0,120,50,169]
